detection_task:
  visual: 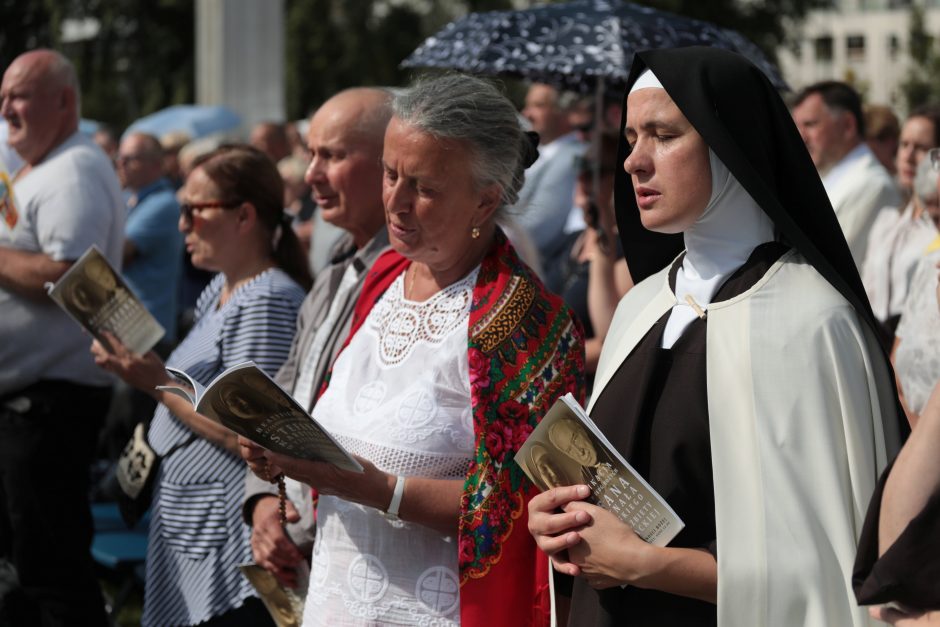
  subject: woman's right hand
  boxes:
[527,485,592,576]
[239,436,284,481]
[90,331,169,396]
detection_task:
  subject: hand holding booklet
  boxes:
[159,361,362,473]
[46,245,165,355]
[517,393,684,547]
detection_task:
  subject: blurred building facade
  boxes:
[196,0,285,127]
[778,0,940,110]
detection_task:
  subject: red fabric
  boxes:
[330,232,585,627]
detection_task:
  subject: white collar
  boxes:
[661,149,775,348]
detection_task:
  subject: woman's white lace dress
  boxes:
[303,268,479,626]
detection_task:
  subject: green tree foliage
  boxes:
[285,0,517,119]
[2,0,814,127]
[0,1,55,70]
[899,3,940,111]
[1,0,193,131]
[68,0,195,130]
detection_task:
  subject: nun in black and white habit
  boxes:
[528,47,903,627]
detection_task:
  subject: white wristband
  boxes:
[384,475,405,521]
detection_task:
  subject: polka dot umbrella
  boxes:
[401,0,787,92]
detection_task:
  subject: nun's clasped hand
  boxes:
[527,485,592,575]
[528,484,660,590]
[564,500,657,590]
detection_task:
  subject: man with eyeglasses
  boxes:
[97,132,182,459]
[0,49,123,626]
[116,132,182,346]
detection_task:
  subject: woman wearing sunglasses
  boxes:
[92,145,311,626]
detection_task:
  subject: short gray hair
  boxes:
[392,74,536,215]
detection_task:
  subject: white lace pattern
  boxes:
[369,270,477,367]
[303,265,479,626]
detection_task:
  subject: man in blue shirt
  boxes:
[101,132,183,460]
[116,131,182,342]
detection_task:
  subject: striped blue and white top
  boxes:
[143,268,305,627]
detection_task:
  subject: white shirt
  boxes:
[821,143,902,267]
[512,132,587,259]
[304,267,479,626]
[862,202,938,321]
[0,131,124,393]
[895,248,940,415]
[822,143,869,197]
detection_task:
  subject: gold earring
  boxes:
[471,226,481,239]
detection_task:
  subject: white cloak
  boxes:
[588,249,900,627]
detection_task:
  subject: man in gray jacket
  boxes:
[242,87,391,588]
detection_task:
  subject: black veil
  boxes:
[614,46,907,439]
[615,46,877,335]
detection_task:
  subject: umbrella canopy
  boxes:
[401,0,787,91]
[124,104,242,140]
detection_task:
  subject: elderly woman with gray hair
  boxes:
[241,74,585,627]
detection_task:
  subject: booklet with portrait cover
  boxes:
[157,361,363,473]
[517,393,684,547]
[238,562,308,627]
[46,245,165,355]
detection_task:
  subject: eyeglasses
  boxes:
[179,200,241,224]
[930,148,940,172]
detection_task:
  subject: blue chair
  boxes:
[91,502,150,533]
[91,503,149,623]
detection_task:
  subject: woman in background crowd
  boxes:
[862,107,940,337]
[92,145,311,626]
[561,132,632,376]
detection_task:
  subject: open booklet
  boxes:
[517,393,684,547]
[46,245,165,355]
[158,361,363,473]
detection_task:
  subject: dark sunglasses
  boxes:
[179,200,241,223]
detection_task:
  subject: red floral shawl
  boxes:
[337,232,586,626]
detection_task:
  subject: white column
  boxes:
[196,0,285,130]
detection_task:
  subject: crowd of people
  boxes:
[0,43,938,627]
